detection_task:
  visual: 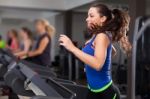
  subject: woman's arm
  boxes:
[28,37,49,57]
[14,40,31,57]
[59,33,110,71]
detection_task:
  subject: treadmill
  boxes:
[19,60,76,85]
[0,48,76,86]
[17,61,88,99]
[1,49,88,99]
[0,49,57,78]
[4,61,76,99]
[0,49,18,86]
[19,60,57,78]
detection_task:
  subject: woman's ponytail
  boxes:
[36,19,56,39]
[111,9,132,55]
[45,24,55,39]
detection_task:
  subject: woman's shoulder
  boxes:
[94,33,111,45]
[96,33,109,39]
[41,33,50,40]
[96,32,112,40]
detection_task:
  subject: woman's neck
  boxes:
[12,37,17,40]
[39,29,46,35]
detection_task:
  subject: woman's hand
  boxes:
[59,35,76,52]
[28,51,33,57]
[14,53,26,59]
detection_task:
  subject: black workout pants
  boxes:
[86,84,120,99]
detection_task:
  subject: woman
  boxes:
[7,29,19,52]
[6,31,12,46]
[59,3,131,99]
[14,27,33,59]
[26,19,55,66]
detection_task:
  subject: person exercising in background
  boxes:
[7,29,19,52]
[59,3,131,99]
[6,31,12,46]
[14,27,33,59]
[26,19,55,66]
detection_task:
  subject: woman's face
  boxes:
[35,21,45,34]
[86,7,106,29]
[9,31,15,38]
[19,30,28,40]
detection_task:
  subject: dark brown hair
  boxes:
[21,27,33,40]
[9,29,18,38]
[89,3,132,55]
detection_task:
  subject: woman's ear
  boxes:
[100,16,107,24]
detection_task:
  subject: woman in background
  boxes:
[7,29,19,52]
[14,27,33,59]
[26,19,55,66]
[6,31,12,46]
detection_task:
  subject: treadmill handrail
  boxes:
[135,19,150,40]
[20,60,51,70]
[131,18,150,99]
[3,49,18,61]
[42,76,76,85]
[133,16,143,41]
[47,77,76,98]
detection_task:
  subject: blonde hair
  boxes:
[36,19,56,38]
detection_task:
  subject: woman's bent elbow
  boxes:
[94,63,102,71]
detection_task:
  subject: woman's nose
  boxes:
[86,17,89,22]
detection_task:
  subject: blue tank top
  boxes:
[82,33,112,90]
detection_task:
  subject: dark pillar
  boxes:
[64,11,73,38]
